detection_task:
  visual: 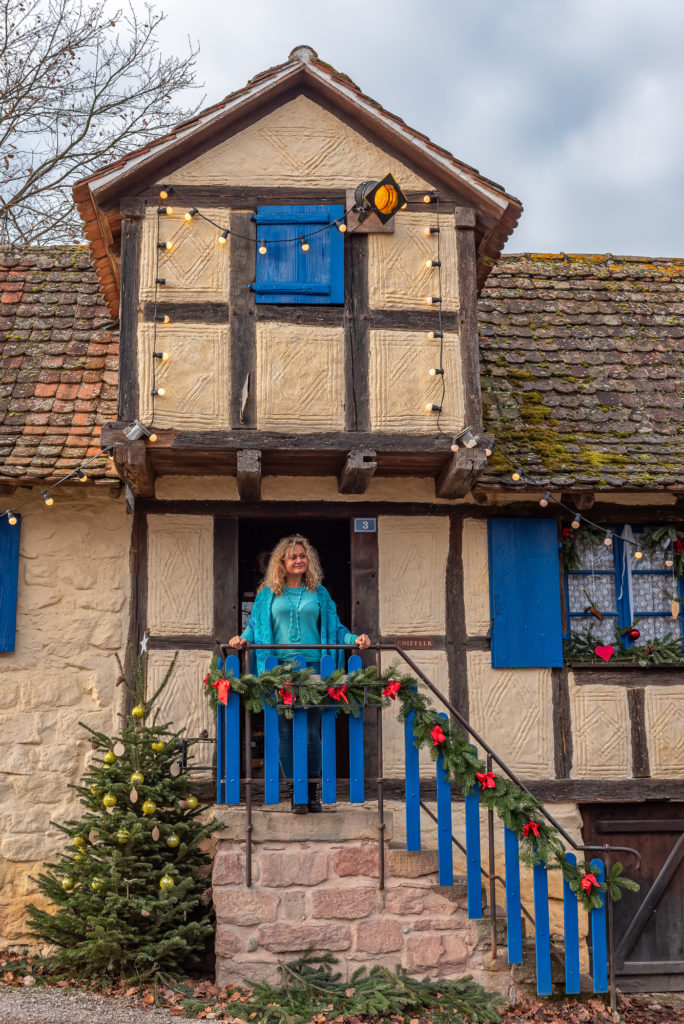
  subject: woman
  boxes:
[229,534,370,814]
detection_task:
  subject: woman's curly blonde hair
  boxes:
[259,535,324,596]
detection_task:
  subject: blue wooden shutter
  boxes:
[0,514,20,652]
[251,205,344,304]
[488,517,563,668]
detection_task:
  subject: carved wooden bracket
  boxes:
[435,447,487,499]
[338,448,377,494]
[112,439,155,498]
[237,449,262,502]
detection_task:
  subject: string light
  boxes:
[427,330,443,340]
[154,314,170,324]
[155,277,167,286]
[450,427,478,450]
[337,222,347,233]
[604,532,613,547]
[259,240,267,255]
[41,490,53,506]
[76,469,87,483]
[153,351,170,362]
[485,446,493,457]
[666,557,674,568]
[539,492,551,508]
[426,296,441,304]
[184,208,198,222]
[511,469,522,482]
[218,230,229,245]
[6,512,17,526]
[159,186,173,200]
[152,387,166,397]
[425,259,441,268]
[423,226,440,237]
[157,241,173,251]
[157,206,173,215]
[300,237,310,252]
[423,193,437,204]
[634,550,643,559]
[571,514,581,529]
[426,403,442,413]
[428,367,444,376]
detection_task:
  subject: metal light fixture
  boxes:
[125,419,157,442]
[450,426,479,451]
[353,172,407,225]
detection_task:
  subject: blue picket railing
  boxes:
[213,643,633,1003]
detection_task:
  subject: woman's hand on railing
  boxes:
[355,634,371,650]
[228,636,248,649]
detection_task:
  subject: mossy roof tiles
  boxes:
[479,253,684,489]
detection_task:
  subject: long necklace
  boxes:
[284,584,305,642]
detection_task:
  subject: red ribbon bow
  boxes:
[279,686,295,706]
[383,680,401,700]
[522,821,540,839]
[212,678,231,705]
[430,723,446,745]
[328,684,348,704]
[476,771,496,790]
[581,872,599,894]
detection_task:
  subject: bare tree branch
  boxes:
[0,0,201,243]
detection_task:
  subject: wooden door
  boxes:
[581,802,684,992]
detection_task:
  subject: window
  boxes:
[565,527,684,647]
[251,205,344,305]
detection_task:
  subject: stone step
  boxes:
[213,805,393,843]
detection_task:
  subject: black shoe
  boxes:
[287,783,308,814]
[307,783,323,814]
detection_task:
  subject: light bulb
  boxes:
[539,493,550,508]
[423,226,439,236]
[634,550,643,559]
[485,448,492,457]
[426,296,441,304]
[427,330,443,340]
[428,368,444,376]
[154,351,169,362]
[184,208,198,221]
[159,186,172,200]
[425,259,441,268]
[571,516,581,529]
[423,194,433,203]
[148,433,157,443]
[450,443,460,452]
[157,240,173,251]
[6,512,17,526]
[300,237,310,252]
[666,558,674,567]
[158,206,173,215]
[155,314,170,324]
[511,469,522,482]
[41,490,54,506]
[338,222,347,233]
[76,469,87,483]
[152,387,166,397]
[155,277,167,286]
[604,533,613,547]
[218,230,229,245]
[426,402,442,413]
[259,241,267,255]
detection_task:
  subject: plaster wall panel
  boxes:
[138,324,230,429]
[378,516,449,634]
[368,213,458,312]
[167,95,432,190]
[156,476,240,501]
[262,477,465,504]
[147,648,214,771]
[256,323,345,432]
[568,675,631,778]
[139,207,230,303]
[467,651,554,779]
[380,651,449,779]
[462,518,490,637]
[0,489,129,945]
[645,686,684,775]
[368,330,463,433]
[147,514,213,636]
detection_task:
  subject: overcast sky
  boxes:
[149,0,684,257]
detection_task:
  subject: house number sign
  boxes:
[353,518,377,533]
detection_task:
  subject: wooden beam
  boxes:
[229,211,257,429]
[435,448,487,499]
[113,440,155,497]
[455,207,482,431]
[117,199,145,421]
[446,516,469,720]
[236,449,262,502]
[338,448,377,494]
[345,233,370,431]
[563,490,595,510]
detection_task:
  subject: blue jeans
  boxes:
[278,708,322,780]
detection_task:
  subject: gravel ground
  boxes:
[0,986,186,1024]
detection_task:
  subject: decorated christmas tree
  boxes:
[27,652,219,981]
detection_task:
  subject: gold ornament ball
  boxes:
[185,795,198,810]
[102,793,117,808]
[73,836,86,848]
[103,751,116,765]
[159,874,175,891]
[131,705,146,719]
[91,876,104,891]
[74,853,85,862]
[90,784,104,796]
[151,741,165,752]
[61,877,75,890]
[116,829,130,844]
[165,832,180,848]
[142,799,157,815]
[130,772,144,786]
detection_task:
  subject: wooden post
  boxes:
[118,197,146,422]
[455,206,482,432]
[338,448,377,494]
[236,449,262,502]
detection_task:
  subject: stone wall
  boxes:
[212,808,514,994]
[0,487,129,946]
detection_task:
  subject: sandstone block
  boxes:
[217,956,281,987]
[311,886,377,920]
[258,922,352,953]
[383,887,425,915]
[259,850,329,886]
[280,891,306,922]
[213,847,244,885]
[356,918,403,953]
[406,934,443,971]
[386,848,439,878]
[213,887,279,925]
[332,844,379,878]
[215,926,241,956]
[441,933,469,966]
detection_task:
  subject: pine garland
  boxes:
[204,659,638,911]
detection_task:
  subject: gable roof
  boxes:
[0,247,118,485]
[479,253,684,490]
[73,45,522,315]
